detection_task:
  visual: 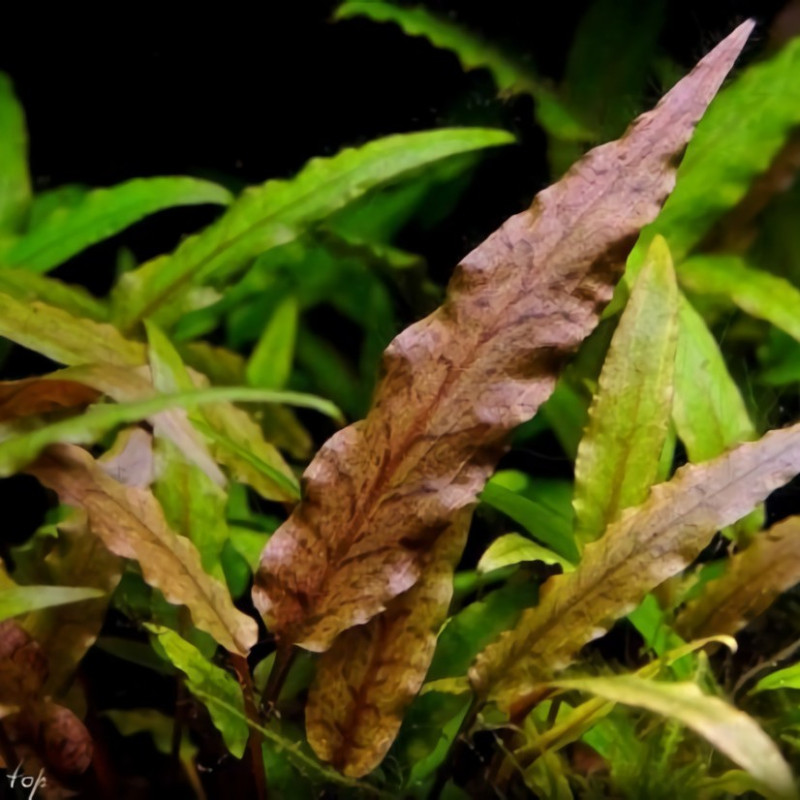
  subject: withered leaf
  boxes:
[305,511,470,777]
[470,420,800,714]
[676,516,800,641]
[27,443,257,655]
[0,377,99,423]
[254,21,755,652]
[0,619,48,703]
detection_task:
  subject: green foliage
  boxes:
[1,15,800,800]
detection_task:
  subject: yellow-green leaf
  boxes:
[573,235,678,547]
[550,675,797,800]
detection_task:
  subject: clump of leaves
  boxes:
[2,9,800,800]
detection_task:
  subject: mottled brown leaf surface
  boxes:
[676,516,800,640]
[0,621,93,777]
[0,377,99,422]
[254,21,754,652]
[470,421,800,714]
[27,443,257,655]
[305,511,470,777]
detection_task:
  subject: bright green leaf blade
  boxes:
[480,479,578,563]
[672,293,756,463]
[629,35,800,272]
[27,184,88,229]
[680,255,800,342]
[147,323,231,580]
[478,533,573,574]
[335,2,591,141]
[2,177,232,274]
[113,128,514,329]
[246,295,298,390]
[0,268,108,321]
[0,290,144,367]
[147,624,249,758]
[0,74,31,234]
[573,236,678,547]
[0,385,341,478]
[753,661,800,694]
[0,584,104,622]
[551,675,798,800]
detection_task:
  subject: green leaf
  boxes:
[551,675,798,800]
[147,323,230,580]
[246,295,298,390]
[753,661,800,694]
[0,385,341,478]
[0,268,108,321]
[0,290,144,367]
[478,533,573,574]
[629,35,800,273]
[113,128,514,329]
[147,624,249,758]
[0,584,104,622]
[680,255,800,343]
[27,185,88,229]
[0,74,30,234]
[563,0,664,139]
[672,293,756,463]
[573,235,678,547]
[335,2,592,141]
[1,177,232,274]
[480,479,578,564]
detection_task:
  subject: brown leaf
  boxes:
[0,620,48,703]
[27,443,257,655]
[469,421,800,714]
[676,516,800,640]
[305,511,470,777]
[0,377,99,423]
[36,700,93,776]
[253,21,754,651]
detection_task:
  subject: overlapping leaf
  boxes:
[470,420,800,713]
[572,235,678,548]
[27,444,258,655]
[676,516,800,640]
[253,21,754,654]
[112,128,514,329]
[0,177,232,273]
[0,73,30,234]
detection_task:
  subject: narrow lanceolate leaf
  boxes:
[335,2,590,141]
[470,420,800,713]
[753,661,800,694]
[147,322,230,578]
[246,295,298,390]
[0,290,145,367]
[549,676,797,800]
[27,444,258,655]
[1,177,232,273]
[628,33,800,273]
[147,625,249,758]
[305,513,470,777]
[680,255,800,343]
[0,585,104,623]
[0,74,30,233]
[0,383,339,478]
[478,533,574,574]
[672,294,756,464]
[145,321,299,501]
[254,22,754,653]
[572,235,678,548]
[676,516,800,640]
[0,268,108,320]
[113,128,515,329]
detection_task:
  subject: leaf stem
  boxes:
[231,653,268,800]
[262,645,296,713]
